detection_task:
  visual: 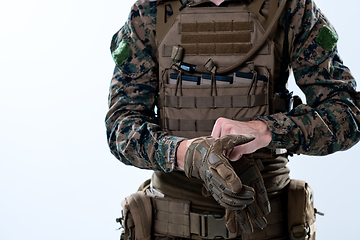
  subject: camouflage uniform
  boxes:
[106,0,360,171]
[106,0,360,238]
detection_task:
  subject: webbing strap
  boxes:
[167,118,253,132]
[151,191,287,240]
[165,94,267,109]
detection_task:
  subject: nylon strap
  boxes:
[167,118,253,132]
[165,94,267,108]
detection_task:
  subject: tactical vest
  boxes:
[156,0,288,139]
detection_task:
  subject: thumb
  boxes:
[218,134,255,151]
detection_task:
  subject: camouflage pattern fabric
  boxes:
[105,0,360,173]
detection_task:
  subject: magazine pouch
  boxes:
[287,179,316,240]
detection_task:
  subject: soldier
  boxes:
[106,0,360,239]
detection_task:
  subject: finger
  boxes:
[207,151,243,193]
[254,177,271,215]
[227,146,244,161]
[218,134,255,151]
[211,123,222,138]
[247,203,267,229]
[209,174,254,199]
[212,159,242,192]
[238,164,271,216]
[209,186,252,210]
[236,209,253,234]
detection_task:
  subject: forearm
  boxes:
[106,114,184,171]
[106,67,186,172]
[258,91,360,155]
[258,0,360,155]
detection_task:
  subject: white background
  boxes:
[1,0,359,239]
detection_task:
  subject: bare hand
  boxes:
[211,118,272,161]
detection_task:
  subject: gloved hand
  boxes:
[184,134,255,210]
[226,156,271,234]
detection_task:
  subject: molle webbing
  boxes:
[179,20,253,55]
[156,1,288,138]
[156,0,281,46]
[151,187,287,239]
[182,33,251,44]
[182,43,252,56]
[167,118,249,132]
[181,21,252,33]
[165,94,267,109]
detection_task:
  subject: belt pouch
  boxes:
[119,191,153,240]
[287,179,316,240]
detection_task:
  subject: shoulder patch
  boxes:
[315,25,338,51]
[112,40,132,66]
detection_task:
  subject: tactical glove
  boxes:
[184,134,255,210]
[226,156,271,234]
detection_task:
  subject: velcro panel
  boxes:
[181,33,251,44]
[216,43,235,55]
[215,22,232,32]
[182,22,251,33]
[182,22,198,33]
[233,21,252,31]
[198,44,216,55]
[233,43,252,54]
[198,22,214,32]
[183,44,198,55]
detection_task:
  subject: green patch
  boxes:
[315,25,338,51]
[112,40,132,66]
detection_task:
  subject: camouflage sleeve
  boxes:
[105,0,185,172]
[257,0,360,155]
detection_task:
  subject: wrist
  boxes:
[249,120,272,147]
[176,139,193,171]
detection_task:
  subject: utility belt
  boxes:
[117,179,319,240]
